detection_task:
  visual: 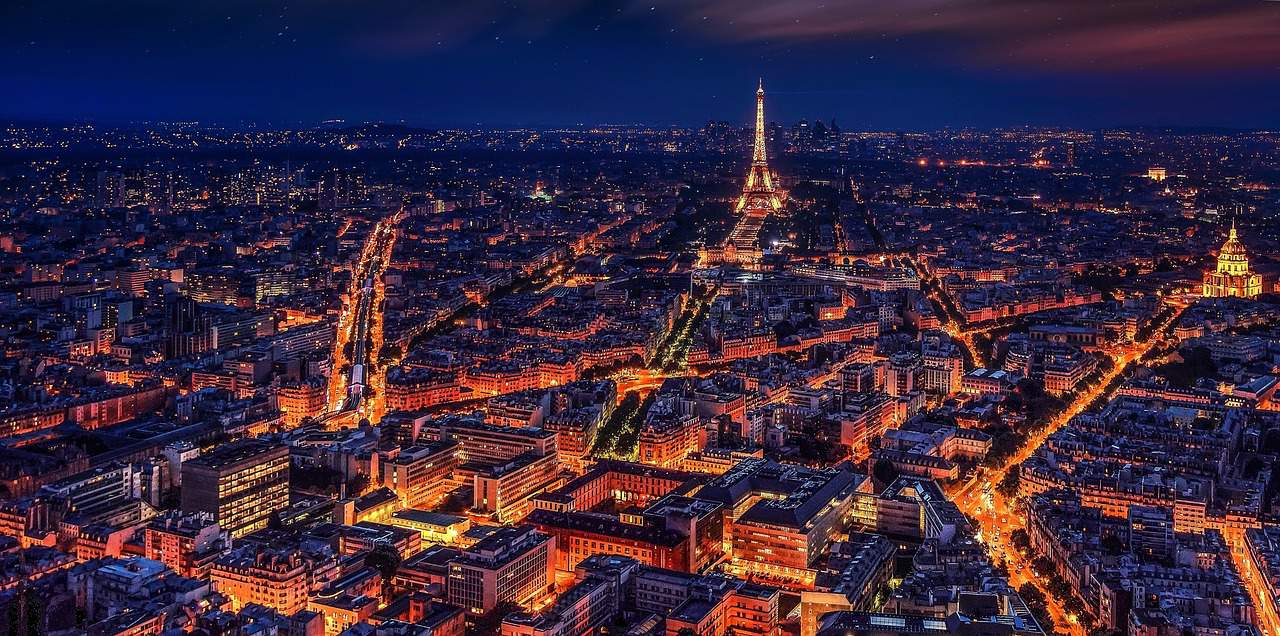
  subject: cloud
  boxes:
[636,0,1280,70]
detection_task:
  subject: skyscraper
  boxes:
[163,294,213,359]
[180,439,290,538]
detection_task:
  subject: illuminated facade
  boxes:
[637,406,701,469]
[380,440,459,509]
[211,547,310,614]
[473,451,562,523]
[277,377,327,428]
[447,525,556,615]
[179,439,290,538]
[144,511,227,577]
[1203,222,1262,299]
[696,459,873,586]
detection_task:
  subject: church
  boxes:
[1202,222,1262,299]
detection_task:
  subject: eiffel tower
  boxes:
[735,79,782,214]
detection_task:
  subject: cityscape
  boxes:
[1,3,1280,636]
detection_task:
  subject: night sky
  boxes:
[3,0,1279,130]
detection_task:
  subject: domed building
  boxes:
[1202,222,1262,298]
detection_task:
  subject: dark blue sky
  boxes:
[3,0,1279,129]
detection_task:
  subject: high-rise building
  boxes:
[380,441,459,509]
[886,352,922,398]
[96,171,125,207]
[1129,504,1175,561]
[1202,222,1262,299]
[186,267,242,306]
[180,439,290,538]
[116,268,151,297]
[921,337,964,397]
[447,525,555,615]
[163,294,213,359]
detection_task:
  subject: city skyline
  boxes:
[1,6,1279,636]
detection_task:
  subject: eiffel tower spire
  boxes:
[753,78,767,165]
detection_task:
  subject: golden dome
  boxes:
[1219,223,1247,258]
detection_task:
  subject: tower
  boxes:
[736,79,782,214]
[701,80,785,270]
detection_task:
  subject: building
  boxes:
[921,339,964,397]
[164,294,213,359]
[180,439,290,538]
[388,510,471,546]
[885,352,922,398]
[415,415,558,467]
[211,546,310,614]
[340,521,424,560]
[696,459,873,585]
[380,441,458,509]
[447,525,555,615]
[278,377,328,428]
[816,609,1043,636]
[876,477,968,543]
[1202,222,1262,299]
[638,399,702,469]
[386,367,462,412]
[473,451,562,523]
[501,563,625,636]
[1246,525,1280,627]
[1128,504,1174,561]
[800,534,897,636]
[40,462,139,524]
[527,508,692,574]
[144,510,228,577]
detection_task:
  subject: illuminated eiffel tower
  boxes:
[735,79,782,214]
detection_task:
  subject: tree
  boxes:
[873,458,900,486]
[1047,575,1072,600]
[346,472,370,497]
[1032,557,1055,578]
[1010,528,1031,553]
[379,343,402,363]
[773,320,798,339]
[1100,534,1127,556]
[1153,346,1216,388]
[365,544,402,589]
[1018,583,1047,608]
[998,466,1021,498]
[1017,583,1055,635]
[1244,456,1266,479]
[1064,596,1087,618]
